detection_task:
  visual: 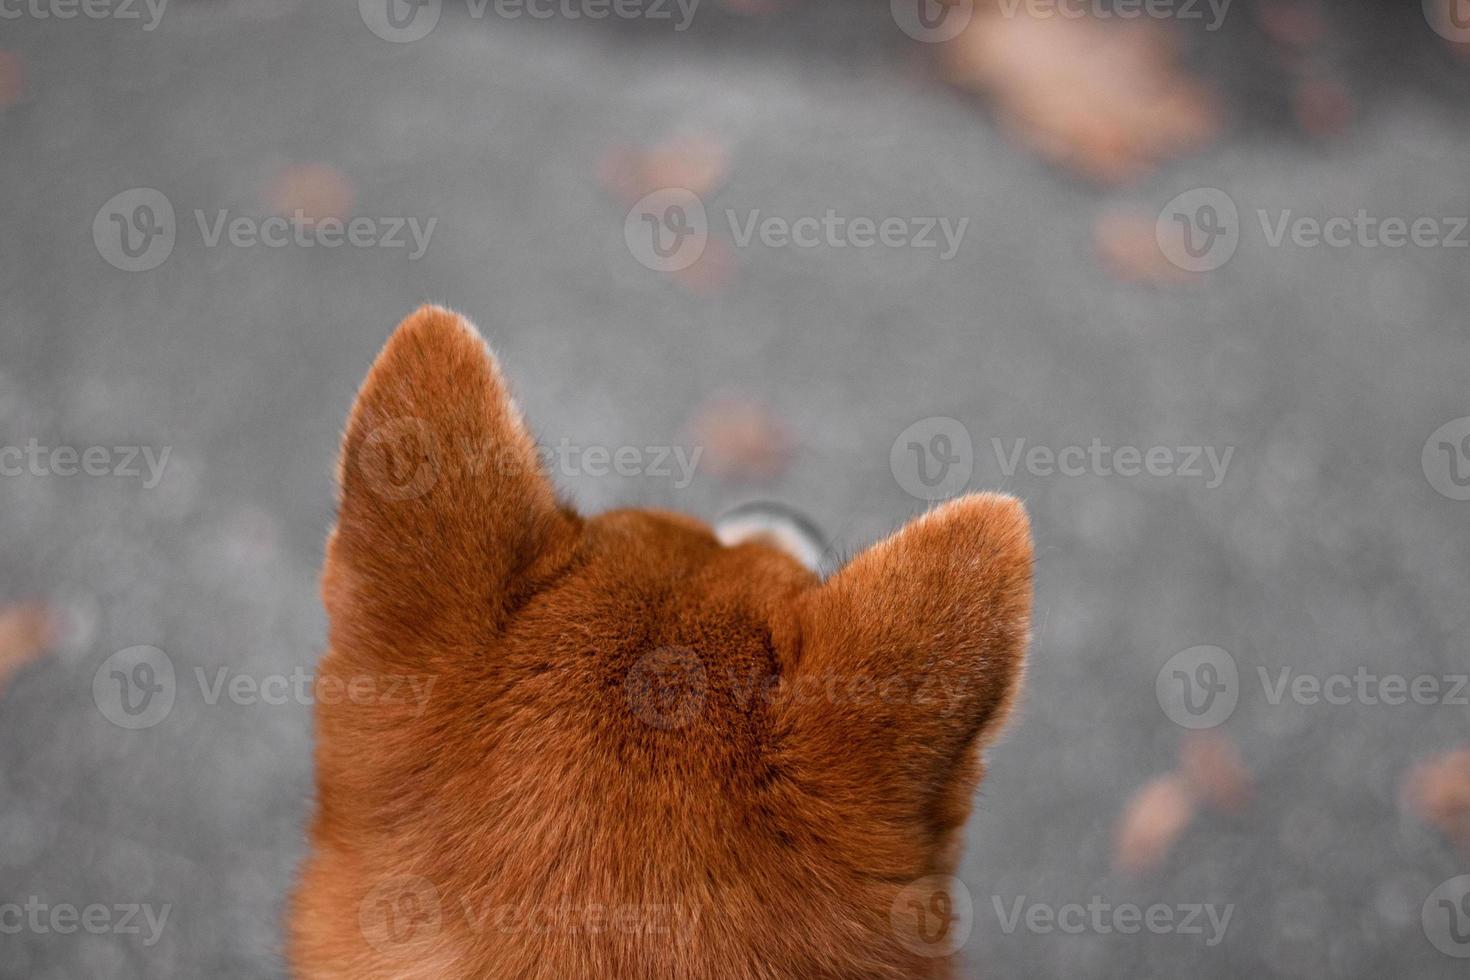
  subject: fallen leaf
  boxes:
[265,163,356,224]
[939,9,1221,185]
[685,396,792,481]
[1292,76,1354,140]
[600,134,729,206]
[1179,732,1253,812]
[1094,207,1197,285]
[0,602,54,694]
[1403,748,1470,857]
[0,51,25,111]
[1114,773,1198,875]
[674,236,738,295]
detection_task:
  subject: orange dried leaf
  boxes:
[1256,2,1328,48]
[0,603,54,692]
[1179,732,1253,812]
[1403,748,1470,856]
[685,396,792,482]
[0,51,25,111]
[265,163,356,224]
[1114,774,1198,875]
[1292,77,1354,140]
[673,236,738,296]
[939,11,1221,185]
[1094,207,1197,285]
[600,134,729,206]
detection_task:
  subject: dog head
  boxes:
[292,306,1033,979]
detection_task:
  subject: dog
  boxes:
[289,305,1034,979]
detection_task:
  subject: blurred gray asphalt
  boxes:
[2,1,1469,977]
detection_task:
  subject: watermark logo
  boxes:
[93,188,436,271]
[355,422,705,501]
[624,647,707,730]
[1422,875,1470,958]
[93,646,176,730]
[0,0,168,30]
[1157,645,1239,729]
[93,188,175,272]
[360,876,443,955]
[1158,646,1467,728]
[1156,188,1239,273]
[1423,417,1470,501]
[889,422,1233,496]
[891,0,974,43]
[1425,0,1470,43]
[357,417,443,501]
[891,875,973,957]
[993,896,1232,945]
[625,188,709,273]
[93,652,437,729]
[624,651,975,730]
[358,876,701,949]
[1159,188,1470,271]
[360,0,441,42]
[625,191,969,273]
[891,416,974,501]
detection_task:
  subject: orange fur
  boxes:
[289,306,1034,979]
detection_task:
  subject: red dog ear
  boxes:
[328,306,576,651]
[773,493,1033,866]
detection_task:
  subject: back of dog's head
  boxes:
[290,306,1034,980]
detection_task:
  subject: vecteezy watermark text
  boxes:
[0,0,167,30]
[624,189,969,273]
[725,210,967,260]
[1157,645,1469,729]
[359,875,701,956]
[1156,188,1470,272]
[93,188,435,272]
[888,417,1235,500]
[92,646,438,730]
[995,0,1231,30]
[992,438,1234,488]
[0,898,170,947]
[357,420,704,501]
[622,646,976,731]
[0,440,169,488]
[359,0,699,43]
[992,896,1233,946]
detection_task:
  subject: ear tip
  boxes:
[362,304,497,388]
[391,303,487,350]
[346,303,503,443]
[926,493,1035,593]
[933,491,1032,544]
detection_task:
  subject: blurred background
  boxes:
[2,0,1470,976]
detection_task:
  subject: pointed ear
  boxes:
[773,494,1032,862]
[327,305,576,647]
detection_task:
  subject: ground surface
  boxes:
[1,1,1469,977]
